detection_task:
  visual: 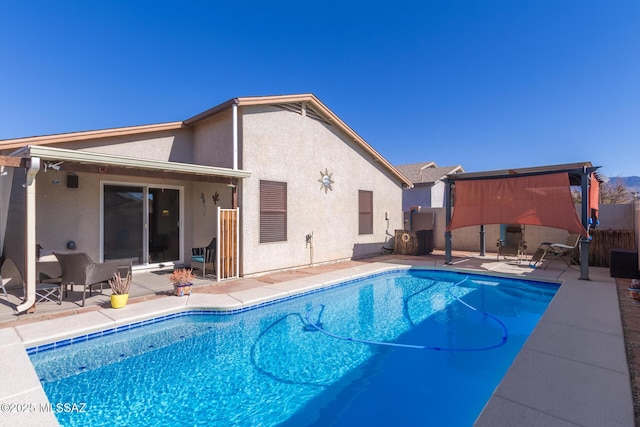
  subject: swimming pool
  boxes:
[29,269,558,426]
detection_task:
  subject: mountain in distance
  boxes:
[616,176,640,194]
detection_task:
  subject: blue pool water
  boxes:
[30,269,558,426]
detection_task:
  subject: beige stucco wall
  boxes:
[238,105,404,276]
[446,223,567,255]
[423,203,638,257]
[3,169,26,279]
[431,181,446,207]
[189,181,236,249]
[597,203,635,230]
[416,207,571,255]
[35,168,230,266]
[60,128,194,164]
[192,111,235,169]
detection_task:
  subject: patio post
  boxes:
[579,170,590,280]
[479,225,485,256]
[444,178,452,264]
[16,157,40,313]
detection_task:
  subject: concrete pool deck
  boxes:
[0,253,634,426]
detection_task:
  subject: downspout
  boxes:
[16,157,40,313]
[232,101,240,279]
[232,101,238,171]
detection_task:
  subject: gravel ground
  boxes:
[616,277,640,425]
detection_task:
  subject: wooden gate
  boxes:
[217,207,239,281]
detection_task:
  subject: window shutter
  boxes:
[359,190,373,235]
[260,180,287,243]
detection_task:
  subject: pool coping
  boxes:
[0,260,634,426]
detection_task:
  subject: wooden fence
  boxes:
[589,229,636,267]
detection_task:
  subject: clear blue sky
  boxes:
[1,1,638,177]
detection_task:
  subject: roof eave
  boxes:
[444,162,600,182]
[185,93,413,187]
[26,145,251,179]
[0,122,185,151]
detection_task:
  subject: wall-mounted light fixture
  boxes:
[44,161,63,172]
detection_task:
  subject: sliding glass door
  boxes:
[103,184,181,266]
[148,188,180,264]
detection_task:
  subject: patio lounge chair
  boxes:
[191,237,216,278]
[54,252,134,306]
[529,233,581,269]
[1,258,23,299]
[497,224,527,262]
[0,276,8,298]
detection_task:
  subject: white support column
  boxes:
[16,157,39,313]
[216,206,221,282]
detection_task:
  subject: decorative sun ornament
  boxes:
[318,168,335,193]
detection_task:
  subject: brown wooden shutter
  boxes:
[359,190,373,234]
[260,180,287,243]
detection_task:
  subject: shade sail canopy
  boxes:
[589,174,600,218]
[447,172,588,236]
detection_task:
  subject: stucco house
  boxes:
[395,162,464,210]
[0,94,412,313]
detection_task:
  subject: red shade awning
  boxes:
[447,172,588,236]
[589,174,599,219]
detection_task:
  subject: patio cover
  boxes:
[447,172,588,236]
[443,161,601,280]
[4,145,251,314]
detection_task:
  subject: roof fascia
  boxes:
[184,93,413,187]
[26,145,251,179]
[2,93,411,187]
[0,122,184,150]
[445,162,598,182]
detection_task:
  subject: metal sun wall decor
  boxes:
[318,168,335,193]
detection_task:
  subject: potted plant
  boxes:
[109,272,132,308]
[629,279,640,303]
[169,268,196,296]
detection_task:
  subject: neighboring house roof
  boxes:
[0,93,412,187]
[395,162,464,185]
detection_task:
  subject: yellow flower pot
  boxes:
[173,283,192,297]
[111,293,129,309]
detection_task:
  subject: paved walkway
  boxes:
[0,253,634,426]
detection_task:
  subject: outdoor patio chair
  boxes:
[529,233,581,269]
[54,252,134,307]
[191,237,216,278]
[35,282,63,305]
[0,257,62,304]
[497,224,527,262]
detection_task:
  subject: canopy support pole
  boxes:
[580,170,591,280]
[444,179,452,264]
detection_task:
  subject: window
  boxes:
[359,190,373,234]
[260,180,287,243]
